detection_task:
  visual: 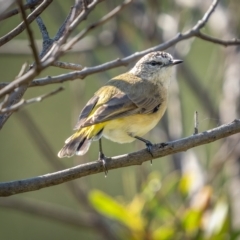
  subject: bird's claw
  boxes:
[98,152,109,177]
[159,142,168,148]
[145,141,154,164]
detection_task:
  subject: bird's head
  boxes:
[130,51,182,87]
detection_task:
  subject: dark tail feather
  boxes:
[58,134,91,158]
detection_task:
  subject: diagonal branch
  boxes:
[0,197,95,229]
[63,0,134,51]
[51,61,83,70]
[3,0,238,89]
[0,119,239,197]
[17,0,40,68]
[0,0,53,47]
[0,87,64,113]
[0,0,43,21]
[196,32,240,46]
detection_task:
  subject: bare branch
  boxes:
[63,0,134,51]
[0,197,97,229]
[9,0,239,89]
[17,0,40,68]
[178,62,219,120]
[0,63,29,128]
[0,0,53,47]
[16,63,29,78]
[196,32,240,46]
[194,111,199,135]
[0,87,64,113]
[0,0,43,21]
[51,61,83,70]
[192,0,219,31]
[0,0,239,129]
[0,119,239,196]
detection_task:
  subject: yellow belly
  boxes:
[103,104,167,143]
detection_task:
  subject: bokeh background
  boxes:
[0,0,240,239]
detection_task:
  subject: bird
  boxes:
[58,51,182,174]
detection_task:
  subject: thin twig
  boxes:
[17,0,41,69]
[194,111,199,135]
[16,63,29,78]
[192,0,219,31]
[51,61,83,70]
[0,0,43,21]
[196,32,240,46]
[0,119,239,196]
[5,0,238,89]
[0,197,96,229]
[63,0,133,51]
[0,0,53,47]
[41,0,101,63]
[0,87,64,113]
[178,61,219,120]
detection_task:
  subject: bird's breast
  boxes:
[103,100,167,143]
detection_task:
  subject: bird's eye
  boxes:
[148,61,163,67]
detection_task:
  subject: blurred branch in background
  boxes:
[0,0,53,47]
[0,0,43,21]
[0,86,64,113]
[0,197,97,229]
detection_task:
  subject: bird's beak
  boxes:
[172,59,183,65]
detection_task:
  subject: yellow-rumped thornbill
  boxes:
[58,51,183,174]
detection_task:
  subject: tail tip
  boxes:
[57,148,74,158]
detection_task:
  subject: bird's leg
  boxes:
[98,138,108,176]
[134,136,154,164]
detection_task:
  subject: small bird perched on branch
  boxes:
[58,51,182,173]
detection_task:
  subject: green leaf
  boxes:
[152,226,174,240]
[89,190,145,232]
[182,209,202,232]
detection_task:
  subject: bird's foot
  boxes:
[144,140,154,165]
[134,136,154,165]
[159,142,168,148]
[145,141,154,156]
[98,152,110,177]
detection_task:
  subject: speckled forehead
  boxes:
[139,51,173,64]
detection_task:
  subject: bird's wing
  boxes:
[74,95,99,130]
[79,92,138,128]
[77,82,163,128]
[127,81,164,114]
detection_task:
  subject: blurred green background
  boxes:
[0,1,240,239]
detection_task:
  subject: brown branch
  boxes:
[17,0,40,68]
[0,87,64,113]
[0,0,239,128]
[51,61,83,70]
[0,0,122,97]
[0,0,102,130]
[0,197,97,229]
[195,0,219,29]
[7,0,239,89]
[178,61,219,120]
[0,63,29,128]
[194,111,199,135]
[0,0,43,21]
[0,119,239,197]
[0,0,53,47]
[63,0,134,51]
[196,32,240,46]
[40,0,101,63]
